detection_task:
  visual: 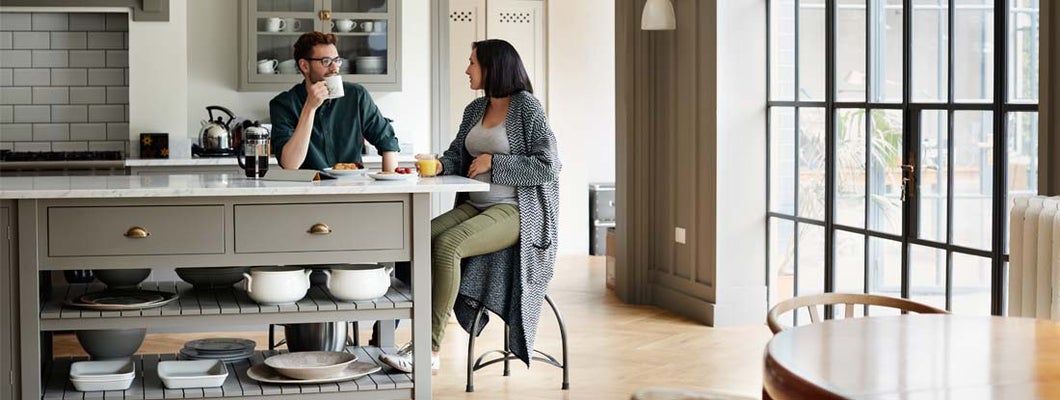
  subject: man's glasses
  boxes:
[305,57,344,68]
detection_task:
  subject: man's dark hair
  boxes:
[472,39,533,98]
[294,31,337,61]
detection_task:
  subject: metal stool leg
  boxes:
[503,323,511,376]
[544,294,570,390]
[466,305,487,392]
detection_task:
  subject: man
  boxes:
[269,31,399,171]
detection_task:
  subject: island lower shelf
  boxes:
[39,281,412,331]
[42,346,412,400]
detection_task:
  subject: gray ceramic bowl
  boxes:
[176,267,248,290]
[75,328,146,360]
[92,269,151,289]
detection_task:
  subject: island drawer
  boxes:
[233,201,405,253]
[48,205,225,257]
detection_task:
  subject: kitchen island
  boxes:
[0,173,487,400]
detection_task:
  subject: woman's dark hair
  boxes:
[473,39,533,98]
[294,31,337,61]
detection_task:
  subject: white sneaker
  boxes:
[379,342,440,373]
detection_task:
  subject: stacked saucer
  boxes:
[179,338,256,362]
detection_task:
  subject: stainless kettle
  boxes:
[198,105,236,152]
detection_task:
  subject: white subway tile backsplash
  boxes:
[51,32,87,49]
[12,32,49,49]
[31,13,68,31]
[32,50,68,68]
[0,69,12,86]
[106,87,128,104]
[14,141,51,152]
[69,87,106,104]
[0,142,11,151]
[51,105,88,122]
[0,50,31,68]
[70,123,107,140]
[0,106,12,123]
[32,87,68,105]
[87,32,124,49]
[0,87,31,105]
[88,68,124,86]
[89,104,123,122]
[0,124,32,141]
[105,13,129,32]
[13,105,49,122]
[68,13,106,31]
[0,32,10,49]
[88,140,125,152]
[106,50,128,67]
[106,122,128,140]
[13,69,49,86]
[51,141,88,151]
[51,69,87,86]
[69,50,106,67]
[32,123,69,141]
[1,14,31,31]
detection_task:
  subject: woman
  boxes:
[379,39,561,373]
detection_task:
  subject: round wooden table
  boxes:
[763,314,1060,399]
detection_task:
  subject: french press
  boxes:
[236,120,270,179]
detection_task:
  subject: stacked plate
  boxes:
[247,351,380,384]
[179,338,256,362]
[66,289,179,311]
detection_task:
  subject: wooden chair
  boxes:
[766,293,949,334]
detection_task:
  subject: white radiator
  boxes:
[1008,196,1060,318]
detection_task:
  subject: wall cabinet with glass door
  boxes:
[239,0,402,92]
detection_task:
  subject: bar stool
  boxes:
[465,293,570,392]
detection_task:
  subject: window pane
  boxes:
[771,108,797,215]
[868,110,903,235]
[953,111,993,250]
[869,0,903,102]
[836,0,867,101]
[799,108,826,220]
[1009,0,1040,103]
[799,0,826,100]
[952,252,993,315]
[868,237,902,316]
[1006,112,1039,254]
[911,0,948,102]
[954,0,994,102]
[797,223,826,297]
[909,244,947,310]
[835,230,866,293]
[919,110,948,242]
[770,218,797,328]
[836,109,867,228]
[771,0,797,101]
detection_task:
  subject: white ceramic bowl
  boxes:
[243,267,311,305]
[324,264,393,302]
[264,351,357,380]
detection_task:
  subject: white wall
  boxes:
[177,0,430,156]
[128,2,187,155]
[548,0,616,255]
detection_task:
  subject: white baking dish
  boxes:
[69,359,135,381]
[70,375,134,392]
[157,359,228,389]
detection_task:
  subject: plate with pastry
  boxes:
[368,170,418,181]
[324,163,370,176]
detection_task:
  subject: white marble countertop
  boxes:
[0,173,487,199]
[124,155,417,167]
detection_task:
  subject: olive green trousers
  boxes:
[430,202,519,350]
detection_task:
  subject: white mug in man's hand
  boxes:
[324,75,345,99]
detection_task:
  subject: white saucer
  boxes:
[368,172,417,181]
[246,362,381,384]
[323,168,371,177]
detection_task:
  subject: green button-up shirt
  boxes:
[268,81,400,170]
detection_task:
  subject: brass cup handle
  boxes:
[307,223,332,235]
[124,226,150,238]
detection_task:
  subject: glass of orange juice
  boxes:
[416,154,439,177]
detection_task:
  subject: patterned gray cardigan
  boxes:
[439,90,561,365]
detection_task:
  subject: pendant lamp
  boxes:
[641,0,676,30]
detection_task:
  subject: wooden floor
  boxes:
[53,255,772,399]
